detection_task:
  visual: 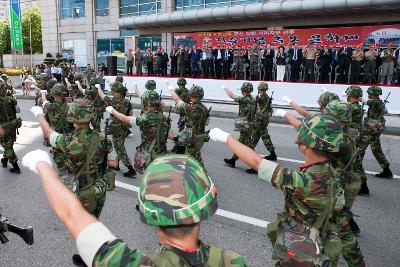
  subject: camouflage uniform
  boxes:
[85,81,105,133]
[358,86,392,178]
[234,48,245,79]
[224,82,255,168]
[261,114,344,266]
[176,86,209,164]
[49,99,114,218]
[91,154,247,266]
[0,82,21,173]
[60,62,71,85]
[43,84,74,172]
[102,82,135,171]
[249,45,260,80]
[85,66,96,86]
[251,82,276,158]
[177,49,187,77]
[323,101,365,267]
[171,78,190,154]
[35,73,50,106]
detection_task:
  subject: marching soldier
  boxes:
[106,90,169,174]
[85,64,96,86]
[0,81,22,174]
[171,85,210,165]
[95,82,136,178]
[364,45,379,84]
[22,151,247,267]
[30,98,117,266]
[223,82,255,173]
[251,82,277,168]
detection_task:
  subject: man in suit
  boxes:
[222,46,234,79]
[190,46,201,78]
[262,44,275,81]
[213,45,225,79]
[318,44,332,83]
[337,42,352,83]
[170,46,178,76]
[330,45,339,83]
[287,43,302,82]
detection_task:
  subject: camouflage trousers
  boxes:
[233,131,254,160]
[91,113,102,133]
[0,135,17,163]
[112,132,132,168]
[342,175,362,210]
[185,141,205,165]
[358,134,390,179]
[251,126,275,153]
[51,147,68,172]
[331,209,365,267]
[77,177,108,219]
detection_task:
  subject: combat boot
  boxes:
[110,163,120,171]
[1,158,8,168]
[43,137,51,147]
[245,168,257,174]
[265,151,277,161]
[72,254,87,267]
[349,218,361,236]
[9,162,21,174]
[123,165,136,178]
[224,157,237,168]
[374,167,393,179]
[358,181,370,197]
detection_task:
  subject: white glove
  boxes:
[168,85,174,91]
[30,106,44,117]
[342,92,347,98]
[40,90,47,95]
[105,106,114,114]
[274,109,287,117]
[95,84,101,89]
[30,84,36,89]
[132,82,137,87]
[22,149,52,174]
[281,96,292,104]
[221,85,227,90]
[209,128,230,143]
[75,80,80,85]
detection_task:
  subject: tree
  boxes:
[22,6,43,54]
[0,21,11,67]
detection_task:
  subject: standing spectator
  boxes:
[205,47,214,78]
[330,45,339,83]
[201,47,208,78]
[51,64,57,80]
[190,46,201,78]
[379,42,396,85]
[318,44,332,83]
[243,46,250,80]
[233,46,245,80]
[177,46,186,77]
[99,63,108,76]
[302,41,318,82]
[337,43,352,84]
[350,44,364,84]
[134,48,143,76]
[276,46,286,82]
[144,48,154,76]
[184,46,191,76]
[287,43,302,82]
[262,44,275,81]
[169,46,178,76]
[213,45,224,79]
[161,48,169,76]
[153,47,163,76]
[44,65,52,76]
[249,43,260,80]
[223,46,234,79]
[55,64,62,82]
[364,44,379,84]
[20,71,29,95]
[125,49,133,76]
[395,47,400,84]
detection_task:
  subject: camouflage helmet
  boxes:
[317,92,339,109]
[189,85,204,99]
[111,81,126,94]
[39,73,49,82]
[115,76,124,83]
[145,80,156,90]
[146,90,160,105]
[66,98,93,123]
[257,82,269,91]
[89,77,100,86]
[47,79,58,90]
[177,78,187,86]
[51,84,67,96]
[138,154,217,226]
[240,82,253,94]
[323,100,351,123]
[367,86,382,96]
[345,86,363,98]
[74,72,84,82]
[297,114,343,153]
[85,88,98,101]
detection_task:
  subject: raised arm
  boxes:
[222,86,236,100]
[281,96,310,117]
[75,81,86,94]
[64,77,71,87]
[105,107,134,125]
[170,86,181,103]
[96,84,106,99]
[30,106,55,138]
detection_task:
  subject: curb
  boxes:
[16,95,400,136]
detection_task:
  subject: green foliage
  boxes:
[0,21,11,55]
[43,52,55,66]
[22,7,43,54]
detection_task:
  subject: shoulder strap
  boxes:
[75,132,101,180]
[152,246,187,266]
[207,244,223,267]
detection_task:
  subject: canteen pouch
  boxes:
[322,233,342,263]
[363,117,383,134]
[103,169,116,191]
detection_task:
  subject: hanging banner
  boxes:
[9,0,23,50]
[174,24,400,48]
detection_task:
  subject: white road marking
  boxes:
[115,181,270,228]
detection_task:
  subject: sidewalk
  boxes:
[15,92,399,136]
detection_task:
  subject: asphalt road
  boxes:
[0,99,399,267]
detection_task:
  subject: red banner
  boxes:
[174,24,400,48]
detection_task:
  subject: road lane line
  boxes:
[115,181,270,228]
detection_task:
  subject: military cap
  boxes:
[323,100,351,123]
[66,98,93,124]
[317,92,339,109]
[257,82,269,91]
[177,78,187,86]
[367,86,382,96]
[90,77,101,86]
[240,82,253,94]
[115,76,124,83]
[38,73,49,82]
[47,79,58,90]
[345,86,363,98]
[189,85,204,99]
[146,90,160,104]
[74,72,84,82]
[145,80,156,90]
[138,154,217,226]
[111,81,126,94]
[51,83,67,96]
[297,114,343,153]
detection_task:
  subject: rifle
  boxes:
[268,91,275,111]
[102,118,110,176]
[0,214,34,245]
[357,103,365,145]
[165,106,172,143]
[383,92,391,104]
[158,89,163,111]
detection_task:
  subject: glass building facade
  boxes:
[97,38,126,71]
[95,0,109,16]
[60,0,85,19]
[175,0,264,11]
[120,0,162,17]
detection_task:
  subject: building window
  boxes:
[60,0,85,19]
[120,0,161,17]
[61,39,87,67]
[175,0,262,11]
[96,0,109,16]
[97,38,126,72]
[137,35,162,51]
